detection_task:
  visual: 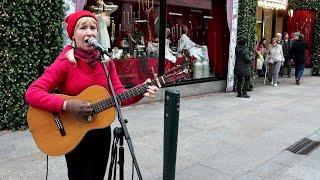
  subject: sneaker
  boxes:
[296,80,300,85]
[270,81,274,85]
[273,83,278,87]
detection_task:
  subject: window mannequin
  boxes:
[165,28,177,63]
[178,25,209,61]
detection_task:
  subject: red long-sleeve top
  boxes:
[25,45,142,113]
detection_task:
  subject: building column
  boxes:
[226,0,239,92]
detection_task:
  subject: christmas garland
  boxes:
[0,1,64,130]
[312,12,320,75]
[237,0,258,90]
[289,0,320,11]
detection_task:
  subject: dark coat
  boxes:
[235,45,251,76]
[281,39,292,59]
[291,40,308,65]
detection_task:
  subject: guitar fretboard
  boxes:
[90,63,188,114]
[91,78,163,114]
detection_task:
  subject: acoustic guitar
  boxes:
[27,64,190,156]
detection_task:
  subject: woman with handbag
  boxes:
[266,38,285,87]
[255,38,267,77]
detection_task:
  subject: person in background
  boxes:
[255,38,267,77]
[292,32,300,41]
[275,32,285,77]
[276,32,282,44]
[281,32,293,78]
[25,10,159,180]
[291,34,308,85]
[235,36,252,98]
[266,38,285,87]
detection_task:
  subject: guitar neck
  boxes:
[92,77,165,113]
[91,63,189,113]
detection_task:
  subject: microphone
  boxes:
[85,38,112,56]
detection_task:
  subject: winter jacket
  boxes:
[266,44,285,63]
[281,39,292,59]
[291,40,308,65]
[235,45,251,76]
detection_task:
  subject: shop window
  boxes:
[166,0,213,79]
[64,0,226,87]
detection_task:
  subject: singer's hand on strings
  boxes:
[143,78,160,98]
[65,100,93,121]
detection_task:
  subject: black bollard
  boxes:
[163,90,180,180]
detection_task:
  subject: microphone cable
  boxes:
[46,155,48,180]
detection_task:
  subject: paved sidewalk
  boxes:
[1,76,320,180]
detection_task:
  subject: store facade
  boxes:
[255,0,316,67]
[65,0,230,88]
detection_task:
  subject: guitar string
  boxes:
[89,64,189,114]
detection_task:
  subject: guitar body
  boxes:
[27,63,190,156]
[27,85,116,156]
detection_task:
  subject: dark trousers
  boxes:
[279,58,291,77]
[65,127,111,180]
[285,59,292,76]
[236,75,250,95]
[295,63,305,80]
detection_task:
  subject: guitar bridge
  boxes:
[53,113,66,136]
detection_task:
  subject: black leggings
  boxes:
[65,127,111,180]
[236,75,250,94]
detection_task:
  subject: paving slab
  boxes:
[1,76,320,180]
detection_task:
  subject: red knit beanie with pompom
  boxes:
[65,10,97,39]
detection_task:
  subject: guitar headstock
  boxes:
[158,62,191,85]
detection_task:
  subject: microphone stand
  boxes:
[99,54,143,180]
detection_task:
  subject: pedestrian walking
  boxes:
[266,38,285,87]
[280,32,293,78]
[291,34,308,85]
[255,38,267,77]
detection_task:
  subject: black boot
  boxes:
[236,86,242,97]
[236,77,242,97]
[242,79,250,98]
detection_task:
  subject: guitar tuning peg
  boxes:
[151,67,157,80]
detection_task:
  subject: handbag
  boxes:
[265,55,274,64]
[266,48,275,64]
[256,53,264,70]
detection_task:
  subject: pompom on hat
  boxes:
[65,10,97,39]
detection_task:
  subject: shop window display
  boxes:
[68,0,217,87]
[166,0,214,79]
